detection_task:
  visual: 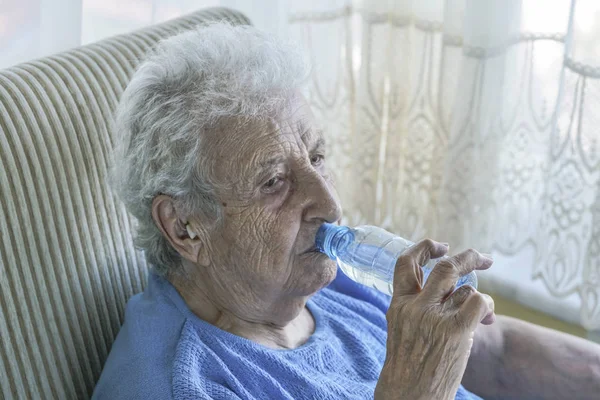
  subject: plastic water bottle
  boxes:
[315,223,478,296]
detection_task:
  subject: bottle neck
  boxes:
[315,223,355,259]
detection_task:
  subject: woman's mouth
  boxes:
[302,245,319,254]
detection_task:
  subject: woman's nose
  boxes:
[300,170,342,224]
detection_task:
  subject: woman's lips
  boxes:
[303,246,317,254]
[300,244,320,254]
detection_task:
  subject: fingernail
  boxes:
[482,253,494,266]
[441,242,450,248]
[485,313,496,324]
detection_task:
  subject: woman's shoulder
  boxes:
[92,272,189,399]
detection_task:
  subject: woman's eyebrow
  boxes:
[297,124,326,150]
[311,137,326,152]
[253,156,287,179]
[297,119,325,142]
[259,156,286,169]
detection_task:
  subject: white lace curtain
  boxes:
[289,0,600,332]
[0,0,289,69]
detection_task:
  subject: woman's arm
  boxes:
[463,315,600,400]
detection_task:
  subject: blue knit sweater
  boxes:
[92,269,483,399]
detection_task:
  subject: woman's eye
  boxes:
[262,176,285,193]
[265,177,279,188]
[310,154,324,166]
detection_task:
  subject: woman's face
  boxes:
[197,95,342,323]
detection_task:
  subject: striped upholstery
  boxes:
[0,8,250,399]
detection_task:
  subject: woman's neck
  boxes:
[168,271,316,350]
[216,306,315,349]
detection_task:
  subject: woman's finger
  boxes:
[393,239,449,296]
[422,249,493,302]
[443,287,495,331]
[478,293,495,325]
[402,238,450,267]
[441,284,476,311]
[461,290,494,331]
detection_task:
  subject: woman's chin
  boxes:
[293,252,338,294]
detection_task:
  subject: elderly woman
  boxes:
[93,23,600,399]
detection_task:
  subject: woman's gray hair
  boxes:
[110,22,310,276]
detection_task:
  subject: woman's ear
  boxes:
[151,195,210,266]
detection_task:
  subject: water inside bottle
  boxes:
[337,257,395,295]
[337,258,477,296]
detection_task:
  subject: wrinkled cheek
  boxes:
[244,239,293,283]
[265,210,300,252]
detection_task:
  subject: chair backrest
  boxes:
[0,8,250,399]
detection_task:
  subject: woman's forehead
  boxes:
[207,112,323,182]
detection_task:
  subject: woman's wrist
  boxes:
[375,362,456,400]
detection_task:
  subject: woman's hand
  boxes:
[374,239,495,400]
